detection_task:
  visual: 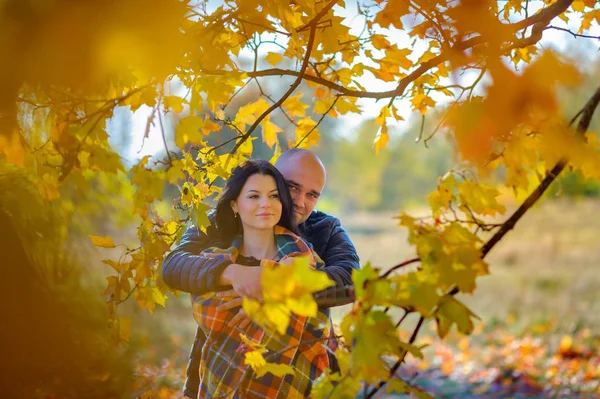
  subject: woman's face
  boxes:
[230,173,283,232]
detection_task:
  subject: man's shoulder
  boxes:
[303,210,341,232]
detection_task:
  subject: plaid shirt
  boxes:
[191,226,331,398]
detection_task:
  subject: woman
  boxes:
[191,160,330,399]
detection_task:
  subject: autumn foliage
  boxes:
[2,0,600,397]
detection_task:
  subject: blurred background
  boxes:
[2,3,600,398]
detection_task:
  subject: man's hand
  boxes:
[219,263,263,300]
[216,289,253,330]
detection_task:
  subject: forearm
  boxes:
[314,222,360,308]
[162,251,231,295]
[162,225,232,295]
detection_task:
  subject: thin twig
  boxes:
[157,100,173,164]
[545,25,600,40]
[295,96,340,148]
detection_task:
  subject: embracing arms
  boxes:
[161,224,231,295]
[309,216,360,307]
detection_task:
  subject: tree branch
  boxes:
[370,84,600,398]
[297,0,339,32]
[365,316,424,398]
[479,86,600,259]
[226,23,318,157]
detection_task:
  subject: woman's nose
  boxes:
[260,198,271,207]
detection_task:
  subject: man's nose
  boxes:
[291,193,304,209]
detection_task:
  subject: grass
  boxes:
[338,197,600,332]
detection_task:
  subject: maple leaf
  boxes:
[435,296,479,339]
[264,51,283,66]
[90,235,117,248]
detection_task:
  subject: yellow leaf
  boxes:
[175,115,205,149]
[282,92,308,118]
[39,173,60,202]
[269,143,282,164]
[335,97,361,115]
[559,335,573,352]
[263,303,290,334]
[572,0,586,12]
[373,126,389,156]
[411,93,436,115]
[286,294,317,318]
[435,296,479,339]
[291,256,334,292]
[163,95,186,113]
[233,98,271,129]
[118,318,132,342]
[102,259,123,273]
[265,51,283,66]
[374,1,409,29]
[245,350,267,370]
[201,117,220,136]
[371,34,390,50]
[257,363,295,378]
[89,235,116,248]
[457,180,506,216]
[0,133,26,166]
[294,118,320,148]
[375,105,391,126]
[262,119,282,148]
[384,47,413,71]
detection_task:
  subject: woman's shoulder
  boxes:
[274,226,314,253]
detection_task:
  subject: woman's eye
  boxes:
[249,195,258,199]
[270,194,279,198]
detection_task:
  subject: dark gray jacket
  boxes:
[161,210,359,398]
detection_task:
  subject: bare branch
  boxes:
[545,25,600,41]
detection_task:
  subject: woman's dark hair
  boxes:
[214,159,296,244]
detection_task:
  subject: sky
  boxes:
[110,0,600,164]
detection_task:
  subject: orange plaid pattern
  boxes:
[191,226,330,398]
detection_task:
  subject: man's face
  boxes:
[277,155,326,224]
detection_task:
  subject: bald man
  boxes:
[162,149,360,399]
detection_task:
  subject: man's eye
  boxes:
[289,185,298,191]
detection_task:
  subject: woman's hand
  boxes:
[220,263,263,300]
[279,253,317,268]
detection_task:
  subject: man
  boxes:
[162,148,359,399]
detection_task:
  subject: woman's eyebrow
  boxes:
[245,189,279,193]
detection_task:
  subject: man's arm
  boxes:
[314,217,360,307]
[162,224,232,295]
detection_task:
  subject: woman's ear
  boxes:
[230,200,238,215]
